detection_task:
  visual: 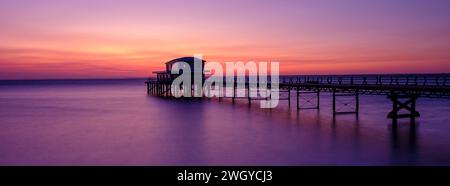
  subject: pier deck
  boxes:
[146,74,450,125]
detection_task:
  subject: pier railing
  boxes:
[280,74,449,87]
[147,74,450,86]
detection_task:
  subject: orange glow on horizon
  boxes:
[1,0,449,79]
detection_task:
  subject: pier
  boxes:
[146,73,450,125]
[145,57,450,125]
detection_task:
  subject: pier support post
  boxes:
[152,83,155,95]
[288,84,291,106]
[165,84,169,97]
[169,83,172,97]
[355,90,359,114]
[332,89,359,115]
[332,88,336,114]
[149,83,152,95]
[232,81,236,103]
[296,85,300,110]
[156,83,159,96]
[218,81,224,101]
[316,89,320,110]
[247,84,251,104]
[164,84,167,97]
[297,89,320,110]
[388,92,420,125]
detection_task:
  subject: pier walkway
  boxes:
[146,74,450,125]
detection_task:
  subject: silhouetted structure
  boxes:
[152,57,205,83]
[146,63,450,126]
[146,57,205,98]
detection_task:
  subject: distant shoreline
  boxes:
[0,78,147,86]
[1,72,449,82]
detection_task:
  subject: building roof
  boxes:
[153,57,206,74]
[165,57,206,65]
[152,71,170,74]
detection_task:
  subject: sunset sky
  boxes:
[1,0,450,79]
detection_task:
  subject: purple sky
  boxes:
[1,0,450,79]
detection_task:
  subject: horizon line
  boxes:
[1,72,449,81]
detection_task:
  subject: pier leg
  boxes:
[410,97,416,123]
[297,89,320,110]
[157,83,160,96]
[207,83,211,100]
[164,84,167,97]
[169,84,172,97]
[148,83,153,95]
[288,85,291,106]
[355,90,359,114]
[391,94,398,126]
[332,88,336,115]
[268,83,272,108]
[332,89,359,115]
[232,82,236,103]
[317,89,320,110]
[296,86,300,110]
[191,84,194,100]
[168,84,170,97]
[247,84,251,104]
[219,82,223,101]
[153,83,156,95]
[388,93,420,125]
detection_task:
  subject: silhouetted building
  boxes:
[153,57,205,83]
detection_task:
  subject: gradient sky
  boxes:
[1,0,450,79]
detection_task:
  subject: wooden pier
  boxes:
[146,74,450,125]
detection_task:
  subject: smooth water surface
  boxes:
[0,79,449,165]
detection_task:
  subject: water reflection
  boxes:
[0,81,448,165]
[390,121,418,164]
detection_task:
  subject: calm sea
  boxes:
[0,79,449,165]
